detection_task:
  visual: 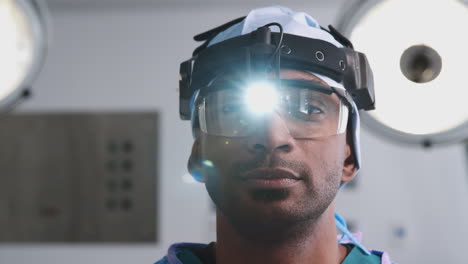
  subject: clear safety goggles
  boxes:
[194,79,351,139]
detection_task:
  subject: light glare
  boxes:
[245,82,278,114]
[202,160,214,168]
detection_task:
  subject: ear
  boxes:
[341,142,357,183]
[187,134,207,183]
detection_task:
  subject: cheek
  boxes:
[199,136,245,171]
[297,135,347,178]
[317,134,347,161]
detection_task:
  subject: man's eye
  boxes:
[287,103,324,122]
[302,104,323,115]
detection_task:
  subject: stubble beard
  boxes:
[205,155,342,245]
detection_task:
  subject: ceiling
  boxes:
[44,0,339,9]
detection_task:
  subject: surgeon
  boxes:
[156,6,392,264]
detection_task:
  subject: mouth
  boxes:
[239,168,302,188]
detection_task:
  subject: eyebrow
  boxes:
[281,74,328,86]
[290,78,327,87]
[215,76,327,86]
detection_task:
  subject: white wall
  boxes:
[337,129,468,263]
[1,1,467,263]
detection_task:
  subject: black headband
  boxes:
[179,25,375,120]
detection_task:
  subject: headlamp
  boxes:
[179,23,375,121]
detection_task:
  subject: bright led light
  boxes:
[346,0,468,138]
[245,82,278,114]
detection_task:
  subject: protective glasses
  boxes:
[194,79,351,139]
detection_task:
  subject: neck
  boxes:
[214,203,347,264]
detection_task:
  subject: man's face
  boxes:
[189,69,355,241]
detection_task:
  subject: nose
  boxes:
[247,112,295,154]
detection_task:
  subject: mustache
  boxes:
[231,155,311,178]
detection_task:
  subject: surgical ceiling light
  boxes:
[0,0,49,111]
[337,0,468,146]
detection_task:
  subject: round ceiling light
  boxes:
[337,0,468,145]
[0,0,48,110]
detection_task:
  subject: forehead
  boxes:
[278,69,328,86]
[213,69,328,86]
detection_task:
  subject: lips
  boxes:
[241,167,300,179]
[239,168,302,188]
